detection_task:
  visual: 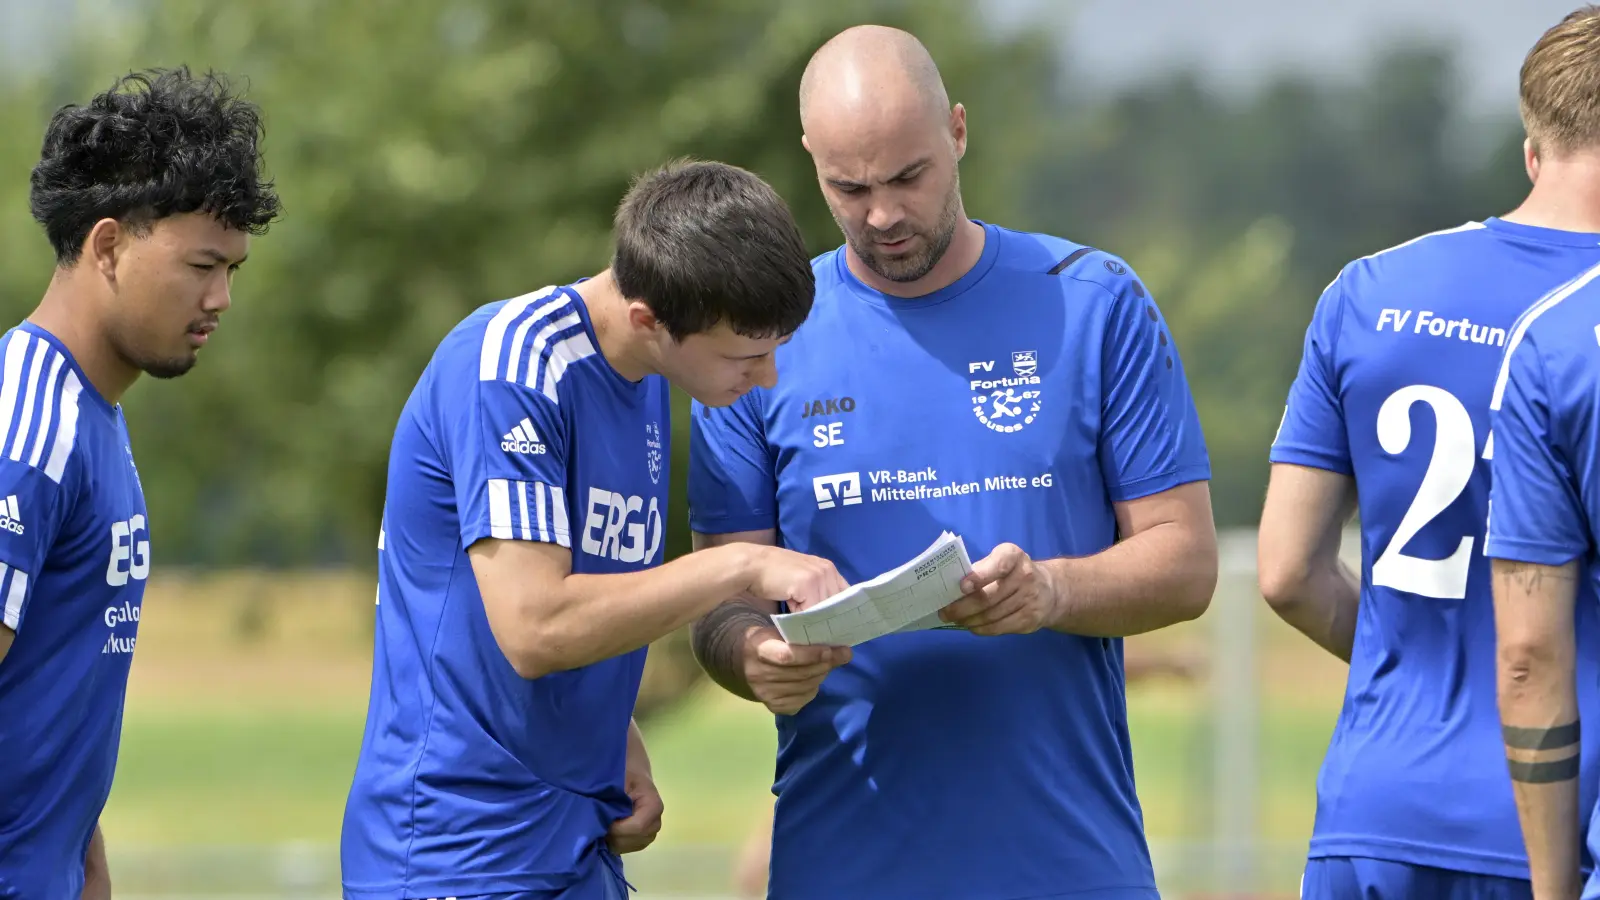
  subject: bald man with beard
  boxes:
[686,25,1219,900]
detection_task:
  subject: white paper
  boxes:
[772,531,974,646]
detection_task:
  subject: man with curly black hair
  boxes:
[0,66,278,899]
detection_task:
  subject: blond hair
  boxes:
[1522,5,1600,156]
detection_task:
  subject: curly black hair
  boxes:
[29,66,281,264]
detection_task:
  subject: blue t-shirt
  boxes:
[341,284,671,900]
[0,322,149,899]
[1271,218,1600,878]
[1483,257,1600,899]
[689,222,1210,899]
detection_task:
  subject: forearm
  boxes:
[1495,560,1583,899]
[1261,557,1360,662]
[1041,520,1216,637]
[691,599,776,702]
[497,543,755,678]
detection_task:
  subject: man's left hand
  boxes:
[939,543,1061,636]
[606,766,663,855]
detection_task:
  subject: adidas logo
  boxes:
[501,418,548,455]
[0,495,22,535]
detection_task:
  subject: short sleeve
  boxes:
[1269,276,1352,474]
[1097,271,1212,502]
[0,459,72,634]
[688,391,776,534]
[1485,334,1589,565]
[451,378,572,550]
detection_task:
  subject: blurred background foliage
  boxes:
[0,0,1535,714]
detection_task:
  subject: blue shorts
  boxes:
[1302,858,1531,900]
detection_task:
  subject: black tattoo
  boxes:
[1503,721,1581,751]
[1494,559,1577,596]
[1507,754,1582,784]
[690,600,773,702]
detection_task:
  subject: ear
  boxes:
[84,217,126,283]
[801,133,811,154]
[625,301,661,333]
[950,103,968,161]
[1524,137,1540,185]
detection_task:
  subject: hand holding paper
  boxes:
[939,542,1061,636]
[772,532,974,647]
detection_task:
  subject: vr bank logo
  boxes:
[813,472,863,509]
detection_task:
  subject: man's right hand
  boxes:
[744,546,849,611]
[740,625,851,715]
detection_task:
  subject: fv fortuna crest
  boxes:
[646,422,664,484]
[968,351,1043,434]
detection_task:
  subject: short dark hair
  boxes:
[612,158,814,341]
[30,66,281,264]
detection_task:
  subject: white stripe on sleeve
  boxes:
[0,332,31,456]
[517,481,533,541]
[534,483,550,543]
[2,566,26,630]
[43,370,82,484]
[9,342,46,460]
[487,478,513,539]
[27,353,63,468]
[549,485,569,547]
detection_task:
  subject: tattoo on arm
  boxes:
[691,600,772,702]
[1497,560,1578,596]
[1504,720,1581,784]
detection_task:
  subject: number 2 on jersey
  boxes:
[1371,385,1479,599]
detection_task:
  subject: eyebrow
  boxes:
[197,248,247,266]
[828,158,932,191]
[730,335,793,359]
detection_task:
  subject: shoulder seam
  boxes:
[477,286,596,403]
[1490,259,1600,411]
[0,331,83,484]
[1355,221,1486,263]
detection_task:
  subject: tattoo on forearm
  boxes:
[1503,721,1581,750]
[691,600,772,701]
[1504,719,1581,784]
[1507,754,1582,784]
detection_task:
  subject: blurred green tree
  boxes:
[0,0,1058,567]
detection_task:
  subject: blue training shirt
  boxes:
[688,222,1209,899]
[341,284,670,900]
[1271,218,1600,878]
[0,322,149,899]
[1483,258,1600,900]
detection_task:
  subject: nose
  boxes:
[865,198,903,235]
[204,275,233,314]
[753,355,779,390]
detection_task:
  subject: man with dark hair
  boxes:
[0,66,278,899]
[340,158,842,900]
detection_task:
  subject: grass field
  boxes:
[102,567,1348,898]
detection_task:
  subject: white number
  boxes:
[1371,386,1477,599]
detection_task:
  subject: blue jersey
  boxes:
[1271,218,1600,878]
[1482,258,1600,900]
[341,284,670,900]
[689,223,1209,899]
[0,323,149,899]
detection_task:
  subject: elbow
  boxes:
[1497,634,1568,696]
[502,632,562,681]
[1175,550,1218,622]
[490,607,573,681]
[1257,555,1312,616]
